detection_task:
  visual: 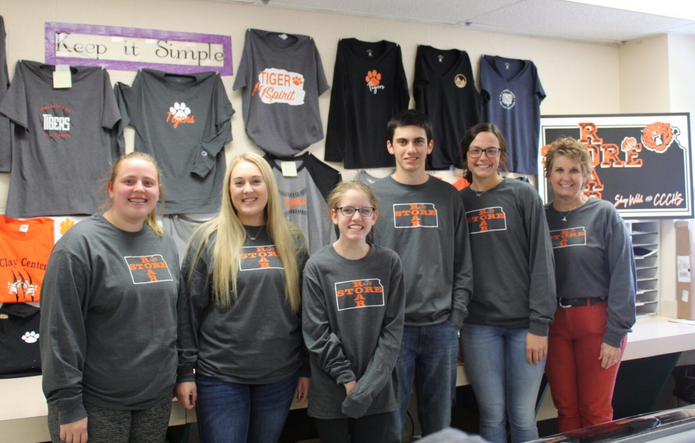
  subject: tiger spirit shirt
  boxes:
[479,55,545,175]
[0,215,54,303]
[116,69,234,214]
[234,29,329,156]
[325,39,409,169]
[0,61,120,217]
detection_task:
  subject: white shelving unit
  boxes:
[627,220,660,317]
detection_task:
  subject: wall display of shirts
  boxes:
[0,60,121,218]
[234,28,329,157]
[161,215,207,266]
[414,45,480,170]
[0,16,10,172]
[115,69,234,215]
[480,54,545,175]
[264,152,341,254]
[325,38,409,169]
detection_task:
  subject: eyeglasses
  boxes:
[336,206,375,217]
[468,147,501,158]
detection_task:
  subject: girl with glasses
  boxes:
[302,181,406,443]
[459,123,557,443]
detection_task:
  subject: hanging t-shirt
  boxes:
[0,303,41,378]
[414,45,480,170]
[264,152,341,254]
[325,39,409,169]
[161,215,207,266]
[116,69,234,214]
[234,29,329,156]
[0,215,54,303]
[0,61,120,217]
[0,16,11,172]
[479,55,545,175]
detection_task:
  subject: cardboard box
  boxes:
[676,220,695,320]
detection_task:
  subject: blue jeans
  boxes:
[460,324,545,443]
[388,322,459,441]
[195,373,297,443]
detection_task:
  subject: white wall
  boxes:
[0,0,622,211]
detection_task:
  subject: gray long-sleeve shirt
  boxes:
[40,215,181,425]
[302,244,405,419]
[177,227,309,384]
[545,197,636,347]
[460,178,556,336]
[371,175,473,327]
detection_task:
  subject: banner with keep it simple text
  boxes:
[45,22,233,75]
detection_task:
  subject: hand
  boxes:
[175,382,197,410]
[60,417,88,443]
[526,332,548,365]
[296,377,310,402]
[599,342,621,369]
[344,380,357,395]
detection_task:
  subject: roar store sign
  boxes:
[538,113,693,219]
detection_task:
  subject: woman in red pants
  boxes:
[543,136,637,432]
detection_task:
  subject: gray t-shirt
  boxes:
[177,227,309,384]
[371,175,473,327]
[545,197,636,347]
[117,69,234,214]
[161,215,207,266]
[302,244,405,419]
[0,16,10,172]
[233,29,329,156]
[460,178,556,336]
[40,215,180,425]
[0,61,120,217]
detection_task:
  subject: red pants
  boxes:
[545,301,626,432]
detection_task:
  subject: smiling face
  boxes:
[387,125,433,175]
[107,158,160,230]
[549,155,588,202]
[331,188,378,244]
[229,160,268,226]
[466,131,502,182]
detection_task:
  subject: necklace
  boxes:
[247,225,265,240]
[556,202,583,222]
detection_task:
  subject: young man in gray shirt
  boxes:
[371,109,473,441]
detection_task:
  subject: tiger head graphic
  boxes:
[641,122,674,153]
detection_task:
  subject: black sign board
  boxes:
[538,113,693,219]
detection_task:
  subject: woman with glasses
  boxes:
[459,123,557,443]
[175,152,310,443]
[302,181,406,443]
[543,137,636,431]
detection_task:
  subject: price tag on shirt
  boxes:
[53,65,72,89]
[281,161,298,177]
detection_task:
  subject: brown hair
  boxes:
[103,151,164,235]
[543,136,593,179]
[326,180,379,218]
[460,123,509,183]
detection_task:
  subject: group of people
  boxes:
[39,109,636,443]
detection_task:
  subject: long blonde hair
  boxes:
[102,152,164,236]
[187,152,305,312]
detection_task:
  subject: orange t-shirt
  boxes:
[0,216,54,303]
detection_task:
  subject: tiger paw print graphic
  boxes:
[22,331,39,344]
[292,76,303,86]
[366,70,381,87]
[170,102,191,118]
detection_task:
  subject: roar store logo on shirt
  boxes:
[550,227,587,248]
[41,104,71,138]
[240,245,284,271]
[393,203,439,228]
[334,278,384,311]
[124,255,173,284]
[252,68,306,106]
[467,207,507,234]
[166,102,196,128]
